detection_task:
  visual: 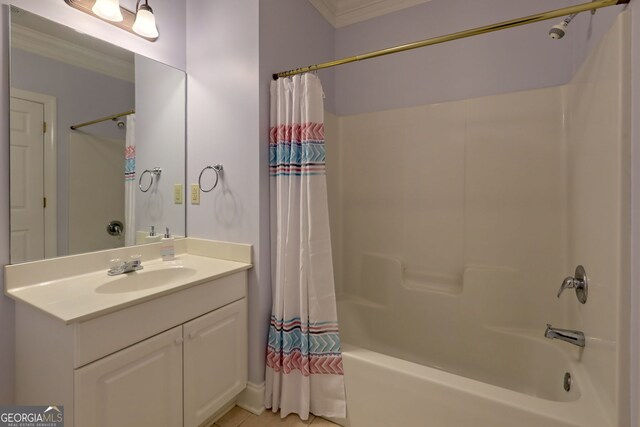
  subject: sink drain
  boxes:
[563,372,572,392]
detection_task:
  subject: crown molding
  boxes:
[11,23,134,83]
[310,0,432,28]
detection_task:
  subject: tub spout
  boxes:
[544,324,585,348]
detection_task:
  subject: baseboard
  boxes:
[237,382,265,415]
[202,400,237,427]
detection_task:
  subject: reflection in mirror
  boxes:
[9,7,186,264]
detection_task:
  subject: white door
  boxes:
[183,299,248,427]
[75,326,183,427]
[10,97,45,263]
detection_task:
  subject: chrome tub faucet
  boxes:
[544,324,585,348]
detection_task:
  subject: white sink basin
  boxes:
[95,266,198,294]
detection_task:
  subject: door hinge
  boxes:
[43,122,47,133]
[43,197,47,209]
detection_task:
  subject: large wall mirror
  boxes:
[9,7,186,264]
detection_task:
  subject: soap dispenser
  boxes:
[161,227,175,261]
[145,225,162,243]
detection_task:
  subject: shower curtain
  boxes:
[265,74,346,420]
[124,114,136,247]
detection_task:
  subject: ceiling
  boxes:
[309,0,432,28]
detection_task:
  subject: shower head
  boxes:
[549,22,568,39]
[549,13,577,40]
[117,120,125,128]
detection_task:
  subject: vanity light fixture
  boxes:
[132,0,159,39]
[92,0,123,22]
[63,0,159,41]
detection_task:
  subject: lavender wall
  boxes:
[333,0,625,116]
[0,0,186,404]
[260,0,335,112]
[186,0,262,384]
[185,0,334,386]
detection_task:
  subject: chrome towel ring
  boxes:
[199,164,223,192]
[139,167,162,192]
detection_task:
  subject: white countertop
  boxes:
[5,239,253,324]
[8,254,250,324]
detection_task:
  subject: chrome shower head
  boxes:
[549,22,568,39]
[549,13,577,40]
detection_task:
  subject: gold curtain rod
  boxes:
[273,0,629,79]
[70,110,135,130]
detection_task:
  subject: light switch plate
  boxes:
[190,184,200,205]
[174,184,183,204]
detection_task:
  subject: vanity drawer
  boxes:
[73,271,247,368]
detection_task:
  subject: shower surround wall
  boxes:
[327,12,629,426]
[565,13,630,424]
[328,86,567,334]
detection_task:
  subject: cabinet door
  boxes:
[75,326,183,427]
[183,299,247,427]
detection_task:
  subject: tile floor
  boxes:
[213,406,340,427]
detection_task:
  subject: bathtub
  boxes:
[335,298,610,427]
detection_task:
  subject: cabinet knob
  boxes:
[189,331,197,340]
[175,337,184,345]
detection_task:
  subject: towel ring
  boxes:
[139,167,162,192]
[199,164,223,193]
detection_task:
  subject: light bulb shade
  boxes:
[132,5,159,39]
[92,0,123,22]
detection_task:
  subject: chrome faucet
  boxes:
[107,257,143,276]
[544,324,585,348]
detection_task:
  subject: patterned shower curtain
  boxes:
[124,114,136,246]
[265,74,346,420]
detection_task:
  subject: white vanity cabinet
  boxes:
[75,326,184,427]
[13,268,249,427]
[184,299,248,427]
[74,298,247,427]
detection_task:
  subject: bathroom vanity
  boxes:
[4,238,251,427]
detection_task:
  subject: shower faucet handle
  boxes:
[557,265,588,304]
[558,277,578,296]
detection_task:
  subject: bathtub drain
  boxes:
[563,372,572,392]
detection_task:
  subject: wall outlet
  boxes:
[190,184,200,205]
[174,184,184,204]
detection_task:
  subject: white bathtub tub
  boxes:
[336,298,610,427]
